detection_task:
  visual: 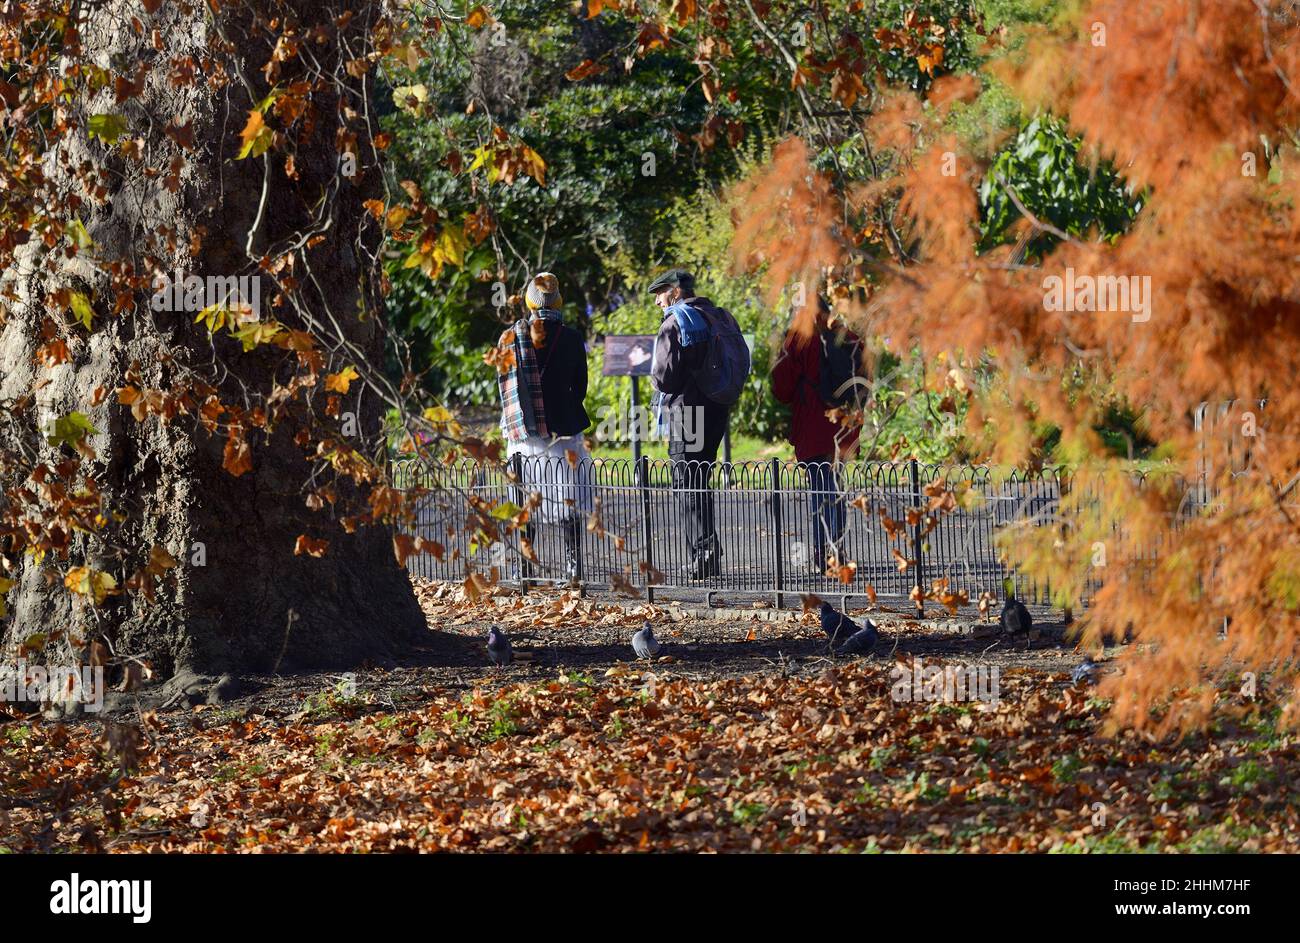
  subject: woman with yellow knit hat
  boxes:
[496,272,592,585]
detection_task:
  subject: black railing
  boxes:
[395,456,1186,609]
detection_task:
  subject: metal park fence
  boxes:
[394,455,1156,609]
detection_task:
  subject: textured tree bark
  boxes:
[0,0,425,678]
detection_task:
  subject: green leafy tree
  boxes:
[978,114,1142,260]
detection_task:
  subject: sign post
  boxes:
[602,334,658,601]
[601,331,753,466]
[601,334,656,467]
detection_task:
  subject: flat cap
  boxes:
[647,268,695,294]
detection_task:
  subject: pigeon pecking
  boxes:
[1000,591,1033,637]
[487,625,512,668]
[835,619,880,657]
[631,622,661,660]
[1071,658,1099,685]
[819,602,861,647]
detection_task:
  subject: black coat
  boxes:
[531,319,590,437]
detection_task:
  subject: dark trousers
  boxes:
[667,401,729,559]
[805,457,846,566]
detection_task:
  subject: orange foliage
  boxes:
[734,1,1300,734]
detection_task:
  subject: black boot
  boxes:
[682,536,722,580]
[562,517,583,586]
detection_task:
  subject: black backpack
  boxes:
[817,329,865,407]
[692,301,750,407]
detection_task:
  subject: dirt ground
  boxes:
[5,581,1296,854]
[102,583,1093,720]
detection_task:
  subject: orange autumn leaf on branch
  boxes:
[324,366,359,393]
[565,59,607,81]
[294,535,329,557]
[237,110,272,159]
[223,428,253,477]
[730,0,1300,734]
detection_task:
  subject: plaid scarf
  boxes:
[499,310,562,443]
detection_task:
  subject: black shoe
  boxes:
[563,522,583,586]
[682,550,722,580]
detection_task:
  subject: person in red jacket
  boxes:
[771,298,863,573]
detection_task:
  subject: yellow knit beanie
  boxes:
[524,272,562,310]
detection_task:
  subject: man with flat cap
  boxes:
[648,268,749,580]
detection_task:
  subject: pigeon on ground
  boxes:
[1000,593,1033,636]
[1071,658,1099,685]
[835,619,880,657]
[819,602,860,646]
[487,625,512,668]
[631,622,661,660]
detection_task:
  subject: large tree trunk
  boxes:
[0,0,425,679]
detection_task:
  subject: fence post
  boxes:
[909,457,925,616]
[629,374,644,469]
[771,456,785,608]
[637,454,655,604]
[1061,468,1073,625]
[721,426,733,488]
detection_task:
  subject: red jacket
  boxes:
[771,330,861,462]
